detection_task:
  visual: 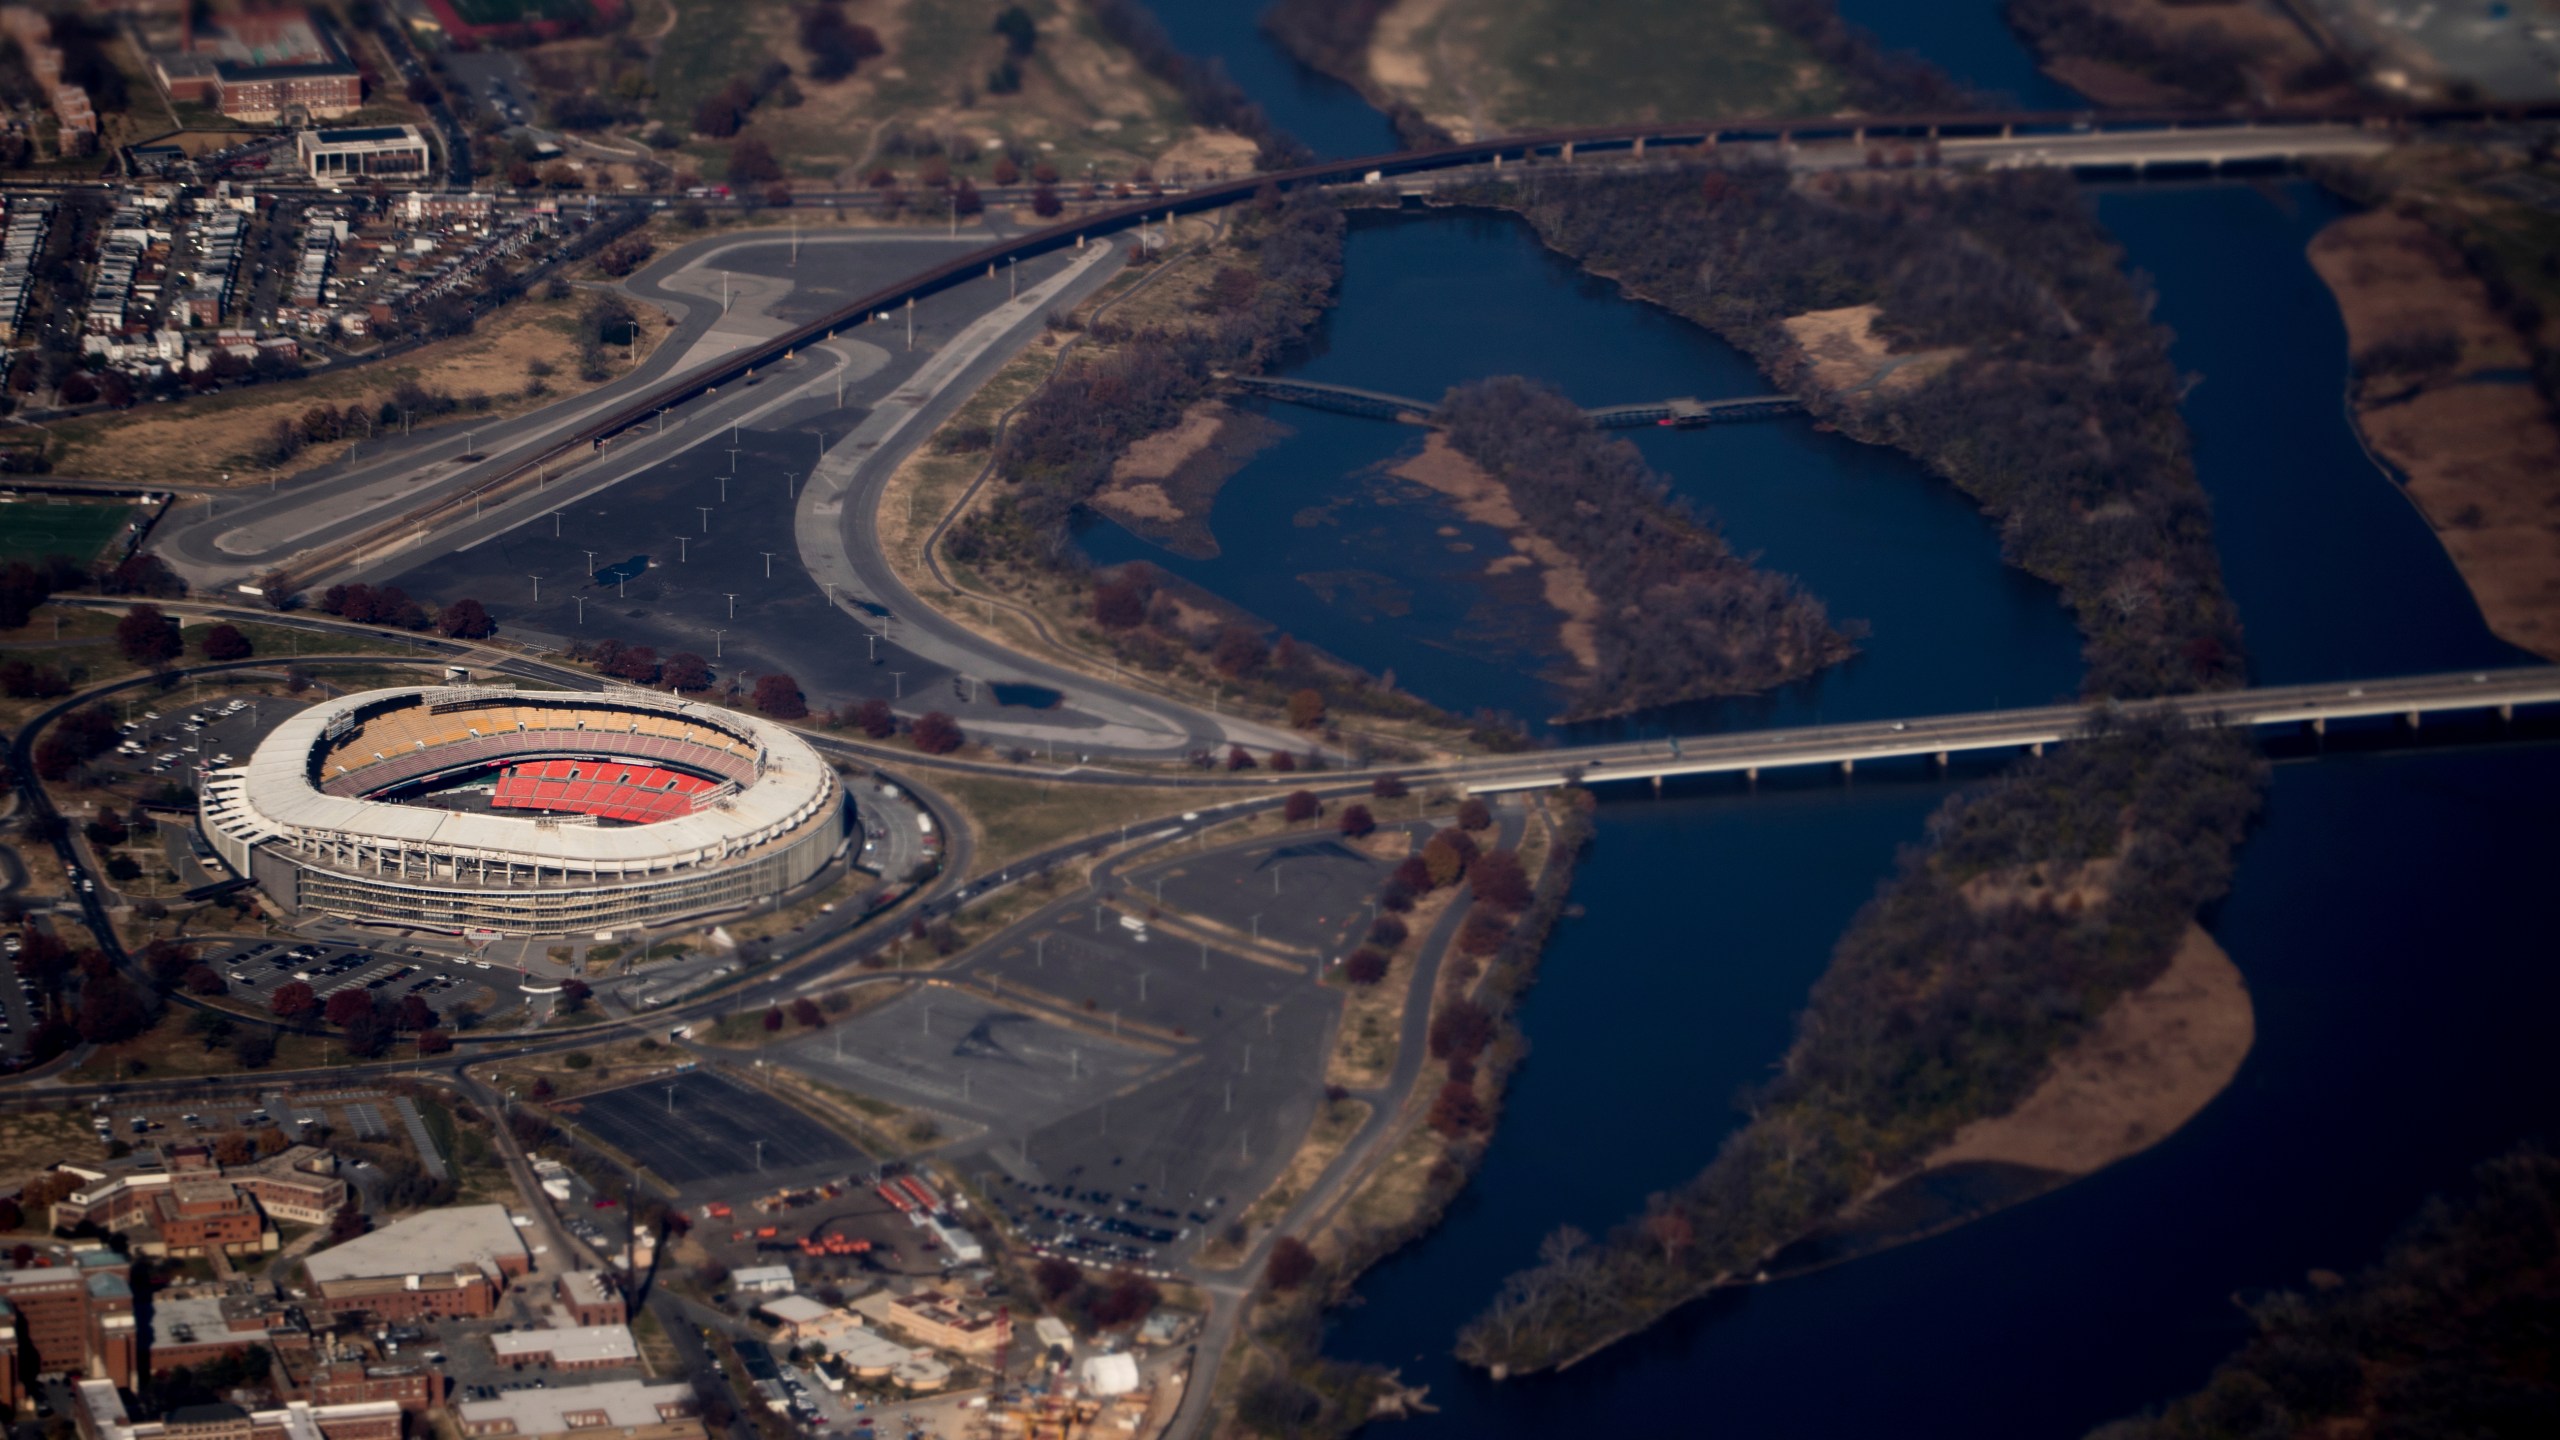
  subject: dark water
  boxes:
[1328,743,2560,1439]
[1117,7,2554,1436]
[1138,0,1403,160]
[1834,0,2089,110]
[2094,183,2533,684]
[1081,211,2087,731]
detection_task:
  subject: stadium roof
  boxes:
[218,687,833,870]
[305,1204,527,1283]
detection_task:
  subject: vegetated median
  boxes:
[1455,718,2265,1375]
[1427,377,1855,719]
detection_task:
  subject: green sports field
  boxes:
[0,497,134,565]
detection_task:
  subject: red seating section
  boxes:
[489,760,716,825]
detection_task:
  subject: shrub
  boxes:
[1342,949,1388,985]
[1282,791,1320,823]
[1264,1236,1317,1291]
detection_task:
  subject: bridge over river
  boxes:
[1221,374,1804,427]
[1455,667,2560,793]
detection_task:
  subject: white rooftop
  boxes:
[454,1379,691,1435]
[491,1324,637,1367]
[730,1265,794,1290]
[305,1203,527,1283]
[758,1294,835,1326]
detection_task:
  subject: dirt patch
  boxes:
[2310,212,2530,372]
[1089,401,1288,559]
[2357,383,2560,659]
[1112,403,1229,483]
[1389,434,1598,671]
[1781,304,1959,398]
[2309,211,2560,660]
[1924,925,2251,1176]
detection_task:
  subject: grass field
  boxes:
[0,498,134,565]
[1370,0,1843,138]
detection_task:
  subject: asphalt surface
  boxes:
[574,1068,863,1191]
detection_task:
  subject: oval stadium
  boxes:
[197,686,847,935]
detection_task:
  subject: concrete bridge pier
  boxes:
[2030,741,2045,757]
[1632,136,1645,157]
[1839,757,1855,777]
[2501,703,2515,724]
[2406,710,2423,730]
[1560,141,1575,161]
[1651,773,1663,796]
[1744,766,1758,788]
[1934,751,1949,771]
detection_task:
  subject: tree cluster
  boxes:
[1479,164,2246,699]
[799,1,885,83]
[1456,721,2265,1372]
[2099,1144,2560,1440]
[2002,0,2285,105]
[318,582,433,631]
[965,191,1344,560]
[1086,0,1308,169]
[1439,377,1854,716]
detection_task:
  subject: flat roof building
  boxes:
[304,1204,529,1321]
[297,127,432,181]
[488,1325,638,1372]
[454,1380,701,1440]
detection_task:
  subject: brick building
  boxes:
[49,1146,347,1256]
[553,1273,624,1328]
[145,1291,294,1372]
[0,1248,138,1403]
[73,1384,402,1440]
[148,8,360,122]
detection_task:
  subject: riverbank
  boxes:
[1457,722,2266,1375]
[2306,208,2560,662]
[2000,0,2353,108]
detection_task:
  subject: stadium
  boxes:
[198,685,847,935]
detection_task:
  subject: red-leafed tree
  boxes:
[1282,791,1319,823]
[911,711,963,754]
[1336,803,1374,838]
[1264,1236,1317,1292]
[269,981,317,1020]
[753,672,808,719]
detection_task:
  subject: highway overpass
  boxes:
[1457,667,2560,793]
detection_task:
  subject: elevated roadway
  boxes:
[1454,667,2560,793]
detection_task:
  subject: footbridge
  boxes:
[1457,667,2560,794]
[1222,374,1802,428]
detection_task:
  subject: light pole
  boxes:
[696,507,711,533]
[784,471,796,500]
[677,536,687,562]
[573,596,585,625]
[718,475,729,503]
[759,552,775,579]
[1251,913,1263,941]
[866,633,879,662]
[713,630,725,659]
[889,671,903,699]
[529,574,542,602]
[581,550,596,577]
[551,511,562,537]
[724,593,738,619]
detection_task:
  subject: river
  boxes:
[1126,6,2557,1436]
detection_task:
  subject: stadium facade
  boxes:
[198,686,845,935]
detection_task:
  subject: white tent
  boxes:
[1079,1354,1141,1397]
